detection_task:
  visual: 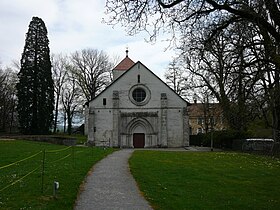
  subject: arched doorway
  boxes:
[125,118,154,148]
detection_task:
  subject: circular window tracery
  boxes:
[132,88,146,102]
[129,85,151,106]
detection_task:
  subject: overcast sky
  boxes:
[0,0,176,78]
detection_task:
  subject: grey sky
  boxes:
[0,0,175,78]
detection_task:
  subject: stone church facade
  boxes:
[85,52,190,148]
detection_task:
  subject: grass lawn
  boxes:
[0,140,115,210]
[129,151,280,210]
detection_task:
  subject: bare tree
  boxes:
[182,22,262,132]
[71,49,114,101]
[51,54,68,133]
[164,58,190,99]
[61,72,83,135]
[255,55,280,140]
[0,67,18,133]
[105,0,280,68]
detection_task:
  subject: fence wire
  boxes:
[45,146,71,153]
[0,166,40,192]
[48,153,71,164]
[0,151,42,170]
[0,145,75,193]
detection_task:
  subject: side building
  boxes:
[188,101,226,135]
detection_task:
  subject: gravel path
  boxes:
[74,149,153,210]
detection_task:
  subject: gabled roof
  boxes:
[113,51,135,71]
[91,60,191,105]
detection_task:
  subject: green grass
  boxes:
[0,140,115,209]
[129,151,280,210]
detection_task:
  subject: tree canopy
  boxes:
[105,0,280,68]
[71,49,114,101]
[105,0,280,140]
[16,17,54,134]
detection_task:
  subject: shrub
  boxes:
[190,130,249,149]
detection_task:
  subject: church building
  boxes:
[84,51,190,148]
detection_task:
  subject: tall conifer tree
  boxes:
[17,17,54,134]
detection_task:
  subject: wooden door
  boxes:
[133,133,145,148]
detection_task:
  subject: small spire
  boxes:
[125,46,129,57]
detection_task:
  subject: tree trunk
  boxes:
[9,98,15,133]
[53,93,60,133]
[272,70,280,142]
[67,109,72,135]
[63,112,66,133]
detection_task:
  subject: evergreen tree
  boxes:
[17,17,54,134]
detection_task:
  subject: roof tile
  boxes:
[113,56,135,71]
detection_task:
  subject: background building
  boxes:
[188,101,226,135]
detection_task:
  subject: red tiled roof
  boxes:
[113,56,135,71]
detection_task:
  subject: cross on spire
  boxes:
[126,46,129,57]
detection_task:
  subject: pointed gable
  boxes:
[113,56,135,71]
[114,49,135,71]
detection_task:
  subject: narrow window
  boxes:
[103,98,106,106]
[138,74,140,83]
